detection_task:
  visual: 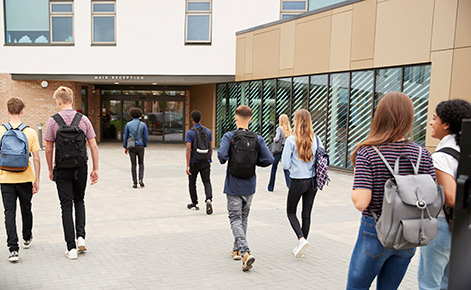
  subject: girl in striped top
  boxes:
[346,92,435,290]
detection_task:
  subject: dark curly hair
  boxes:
[435,99,471,145]
[130,107,143,118]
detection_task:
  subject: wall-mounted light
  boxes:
[41,80,48,88]
[152,82,158,85]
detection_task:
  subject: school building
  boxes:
[0,0,470,170]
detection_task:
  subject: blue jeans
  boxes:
[267,152,290,191]
[347,215,416,290]
[417,217,451,290]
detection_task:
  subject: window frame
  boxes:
[185,0,212,45]
[280,0,308,19]
[91,0,116,45]
[50,1,74,44]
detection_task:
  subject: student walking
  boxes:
[123,107,148,188]
[418,99,471,290]
[185,110,213,214]
[281,109,322,258]
[267,113,291,192]
[0,98,40,262]
[347,92,436,290]
[45,86,99,260]
[217,105,273,271]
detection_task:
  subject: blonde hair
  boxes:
[293,109,313,162]
[279,114,292,138]
[350,92,414,166]
[53,86,74,105]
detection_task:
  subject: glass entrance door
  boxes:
[163,100,184,142]
[143,100,164,142]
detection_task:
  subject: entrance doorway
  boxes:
[101,90,186,143]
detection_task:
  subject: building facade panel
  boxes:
[431,0,458,51]
[351,0,376,61]
[329,10,353,71]
[454,0,471,48]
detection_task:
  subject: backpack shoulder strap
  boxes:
[52,114,67,126]
[435,147,460,161]
[415,146,422,174]
[3,123,12,130]
[71,113,83,127]
[17,123,28,131]
[372,146,395,175]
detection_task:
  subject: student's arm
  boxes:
[281,138,292,170]
[186,142,192,175]
[217,134,231,164]
[32,151,40,194]
[352,188,372,212]
[45,141,54,182]
[351,148,373,212]
[436,169,456,207]
[257,137,274,167]
[273,127,281,142]
[209,129,213,163]
[88,138,99,185]
[123,124,129,154]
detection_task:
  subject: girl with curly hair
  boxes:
[418,99,471,290]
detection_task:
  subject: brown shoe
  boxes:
[232,250,241,260]
[242,252,255,271]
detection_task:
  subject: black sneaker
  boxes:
[187,203,199,210]
[206,200,213,215]
[23,237,32,249]
[8,251,19,262]
[132,183,138,189]
[139,180,145,188]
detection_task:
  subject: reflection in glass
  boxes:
[292,76,309,120]
[374,67,401,108]
[326,73,349,168]
[261,80,276,145]
[216,84,227,146]
[347,70,374,168]
[143,101,164,142]
[276,78,291,125]
[102,99,121,140]
[164,101,185,142]
[227,83,240,132]
[248,81,262,134]
[309,74,328,145]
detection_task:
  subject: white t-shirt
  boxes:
[433,134,459,217]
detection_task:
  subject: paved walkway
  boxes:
[0,144,420,289]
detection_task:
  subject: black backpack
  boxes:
[52,113,88,169]
[191,126,211,161]
[229,130,258,178]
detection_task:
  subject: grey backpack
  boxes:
[372,146,444,250]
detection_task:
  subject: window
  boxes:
[280,0,307,19]
[185,0,212,44]
[92,0,116,44]
[4,0,74,44]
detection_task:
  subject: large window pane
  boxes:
[227,83,240,132]
[347,70,374,168]
[374,67,402,108]
[5,0,49,43]
[326,73,349,168]
[261,80,276,145]
[188,2,210,11]
[187,15,210,41]
[248,81,262,134]
[216,84,227,146]
[309,74,328,145]
[403,64,431,147]
[282,1,306,10]
[292,76,309,120]
[276,78,292,124]
[52,17,73,42]
[93,16,115,42]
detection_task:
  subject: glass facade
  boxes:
[216,63,432,170]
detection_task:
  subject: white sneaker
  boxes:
[292,245,298,255]
[77,237,87,252]
[294,238,309,258]
[65,248,78,260]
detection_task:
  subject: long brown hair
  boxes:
[279,114,292,137]
[350,91,414,166]
[294,109,314,162]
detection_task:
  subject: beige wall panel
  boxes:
[279,68,294,77]
[253,29,281,79]
[426,50,454,147]
[279,22,296,70]
[374,0,434,67]
[351,0,377,61]
[332,4,353,14]
[296,10,331,24]
[350,58,374,70]
[236,37,246,81]
[330,11,353,71]
[450,47,471,101]
[189,84,216,138]
[431,0,458,51]
[294,16,332,75]
[454,0,471,48]
[244,33,254,75]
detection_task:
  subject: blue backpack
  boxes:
[0,123,30,172]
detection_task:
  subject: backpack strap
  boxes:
[17,123,28,131]
[52,114,67,126]
[3,123,12,130]
[435,147,460,161]
[372,146,395,175]
[134,120,141,138]
[71,113,83,127]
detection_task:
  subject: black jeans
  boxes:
[129,145,145,184]
[54,165,87,251]
[286,178,318,239]
[188,162,212,205]
[1,183,33,252]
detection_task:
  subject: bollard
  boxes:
[37,124,44,150]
